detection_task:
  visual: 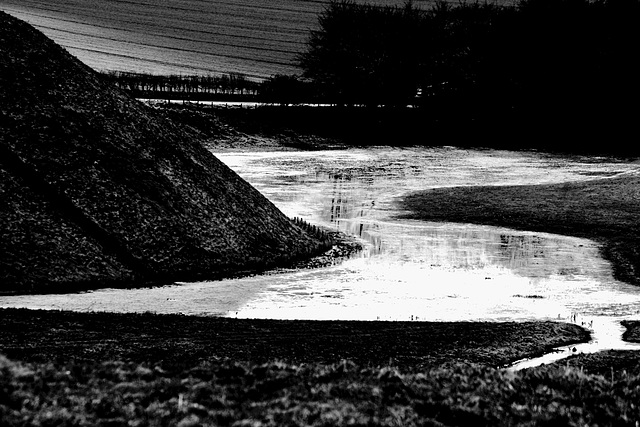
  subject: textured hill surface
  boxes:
[0,11,327,293]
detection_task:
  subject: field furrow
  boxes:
[9,8,309,49]
[0,0,335,77]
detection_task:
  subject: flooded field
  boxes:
[212,148,640,324]
[2,147,639,341]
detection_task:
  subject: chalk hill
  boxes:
[0,12,327,294]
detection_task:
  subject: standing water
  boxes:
[2,147,640,358]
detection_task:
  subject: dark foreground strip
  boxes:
[0,308,589,371]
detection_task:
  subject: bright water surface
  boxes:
[2,147,640,358]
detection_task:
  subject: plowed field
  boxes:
[0,0,440,79]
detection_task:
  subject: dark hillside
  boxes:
[0,12,328,294]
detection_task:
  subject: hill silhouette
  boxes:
[0,11,329,294]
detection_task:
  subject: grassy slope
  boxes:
[0,12,330,293]
[400,173,640,286]
[0,167,139,291]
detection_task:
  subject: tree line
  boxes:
[104,0,640,112]
[103,0,639,150]
[101,71,261,99]
[299,0,639,107]
[292,0,639,150]
[100,71,319,104]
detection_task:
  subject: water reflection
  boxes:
[335,218,609,282]
[323,181,609,281]
[212,148,640,324]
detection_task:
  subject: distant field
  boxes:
[1,0,449,80]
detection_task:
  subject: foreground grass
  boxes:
[8,309,640,426]
[0,309,594,425]
[0,308,628,426]
[4,353,640,426]
[400,172,640,286]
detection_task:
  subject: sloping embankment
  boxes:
[0,11,329,294]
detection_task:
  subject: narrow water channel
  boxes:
[2,147,639,362]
